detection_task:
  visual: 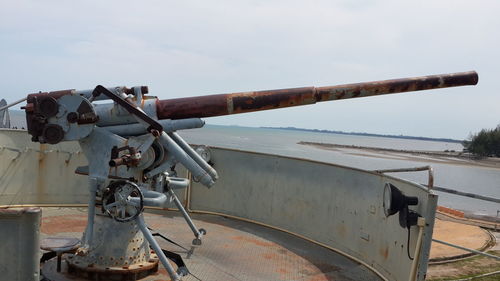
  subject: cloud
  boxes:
[0,0,498,138]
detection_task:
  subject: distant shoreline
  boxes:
[298,141,467,158]
[299,141,500,169]
[261,126,463,143]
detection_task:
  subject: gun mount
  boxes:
[12,71,477,281]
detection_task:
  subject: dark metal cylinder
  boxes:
[156,71,478,120]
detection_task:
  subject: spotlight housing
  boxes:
[383,183,420,228]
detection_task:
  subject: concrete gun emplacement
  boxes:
[11,70,478,281]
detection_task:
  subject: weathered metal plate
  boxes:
[0,207,41,281]
[40,208,381,281]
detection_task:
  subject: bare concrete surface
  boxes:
[426,219,500,280]
[430,218,492,260]
[40,208,381,281]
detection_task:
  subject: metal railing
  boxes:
[374,165,500,264]
[374,165,434,189]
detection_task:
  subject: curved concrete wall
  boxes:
[0,130,88,205]
[189,148,437,281]
[0,130,437,281]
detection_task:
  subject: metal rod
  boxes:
[0,97,27,111]
[168,188,201,237]
[137,214,181,281]
[409,217,426,281]
[374,165,434,189]
[56,253,62,272]
[376,166,500,204]
[429,185,500,204]
[432,238,500,261]
[452,270,500,281]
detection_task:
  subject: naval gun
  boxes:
[10,71,478,281]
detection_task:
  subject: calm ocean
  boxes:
[180,124,500,217]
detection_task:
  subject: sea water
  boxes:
[180,124,500,217]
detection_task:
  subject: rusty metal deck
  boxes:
[40,208,381,281]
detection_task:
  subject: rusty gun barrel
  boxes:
[156,71,478,120]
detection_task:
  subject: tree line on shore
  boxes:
[462,125,500,157]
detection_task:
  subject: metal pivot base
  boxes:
[66,215,159,280]
[42,255,159,281]
[167,187,206,245]
[67,255,159,281]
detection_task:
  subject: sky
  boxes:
[0,0,498,139]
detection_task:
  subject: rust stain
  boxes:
[380,247,389,260]
[306,274,334,281]
[151,268,168,280]
[277,268,289,274]
[336,224,346,238]
[262,252,279,260]
[36,143,47,200]
[156,94,229,120]
[41,214,87,234]
[230,235,275,247]
[27,89,74,100]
